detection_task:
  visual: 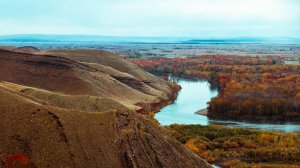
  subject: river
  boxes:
[154,77,300,132]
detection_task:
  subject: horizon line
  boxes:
[1,34,300,39]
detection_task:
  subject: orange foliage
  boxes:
[185,139,200,153]
[131,55,300,120]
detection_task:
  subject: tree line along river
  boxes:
[154,77,300,132]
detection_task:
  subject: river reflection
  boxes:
[154,77,300,132]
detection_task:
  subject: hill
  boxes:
[0,48,210,168]
[13,46,40,53]
[0,49,175,112]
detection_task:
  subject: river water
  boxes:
[154,78,300,132]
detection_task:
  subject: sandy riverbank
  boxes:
[194,108,208,116]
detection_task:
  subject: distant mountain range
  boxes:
[0,34,300,44]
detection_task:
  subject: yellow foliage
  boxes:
[148,111,155,119]
[185,139,199,153]
[260,133,274,143]
[262,73,272,79]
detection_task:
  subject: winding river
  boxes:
[155,77,300,132]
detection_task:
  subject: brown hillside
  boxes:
[0,81,210,168]
[39,49,173,98]
[0,81,128,112]
[0,48,210,168]
[13,46,40,54]
[0,49,172,111]
[0,46,17,51]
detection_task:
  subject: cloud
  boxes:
[0,0,299,37]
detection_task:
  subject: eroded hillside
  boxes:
[0,48,210,168]
[0,49,176,112]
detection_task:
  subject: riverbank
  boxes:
[194,108,208,115]
[150,77,300,167]
[195,108,300,122]
[131,56,300,121]
[137,81,181,115]
[154,77,300,132]
[154,79,218,125]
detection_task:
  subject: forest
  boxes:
[131,55,300,120]
[166,124,300,168]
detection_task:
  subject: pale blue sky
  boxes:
[0,0,299,37]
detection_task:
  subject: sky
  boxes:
[0,0,299,37]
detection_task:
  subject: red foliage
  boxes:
[1,153,30,168]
